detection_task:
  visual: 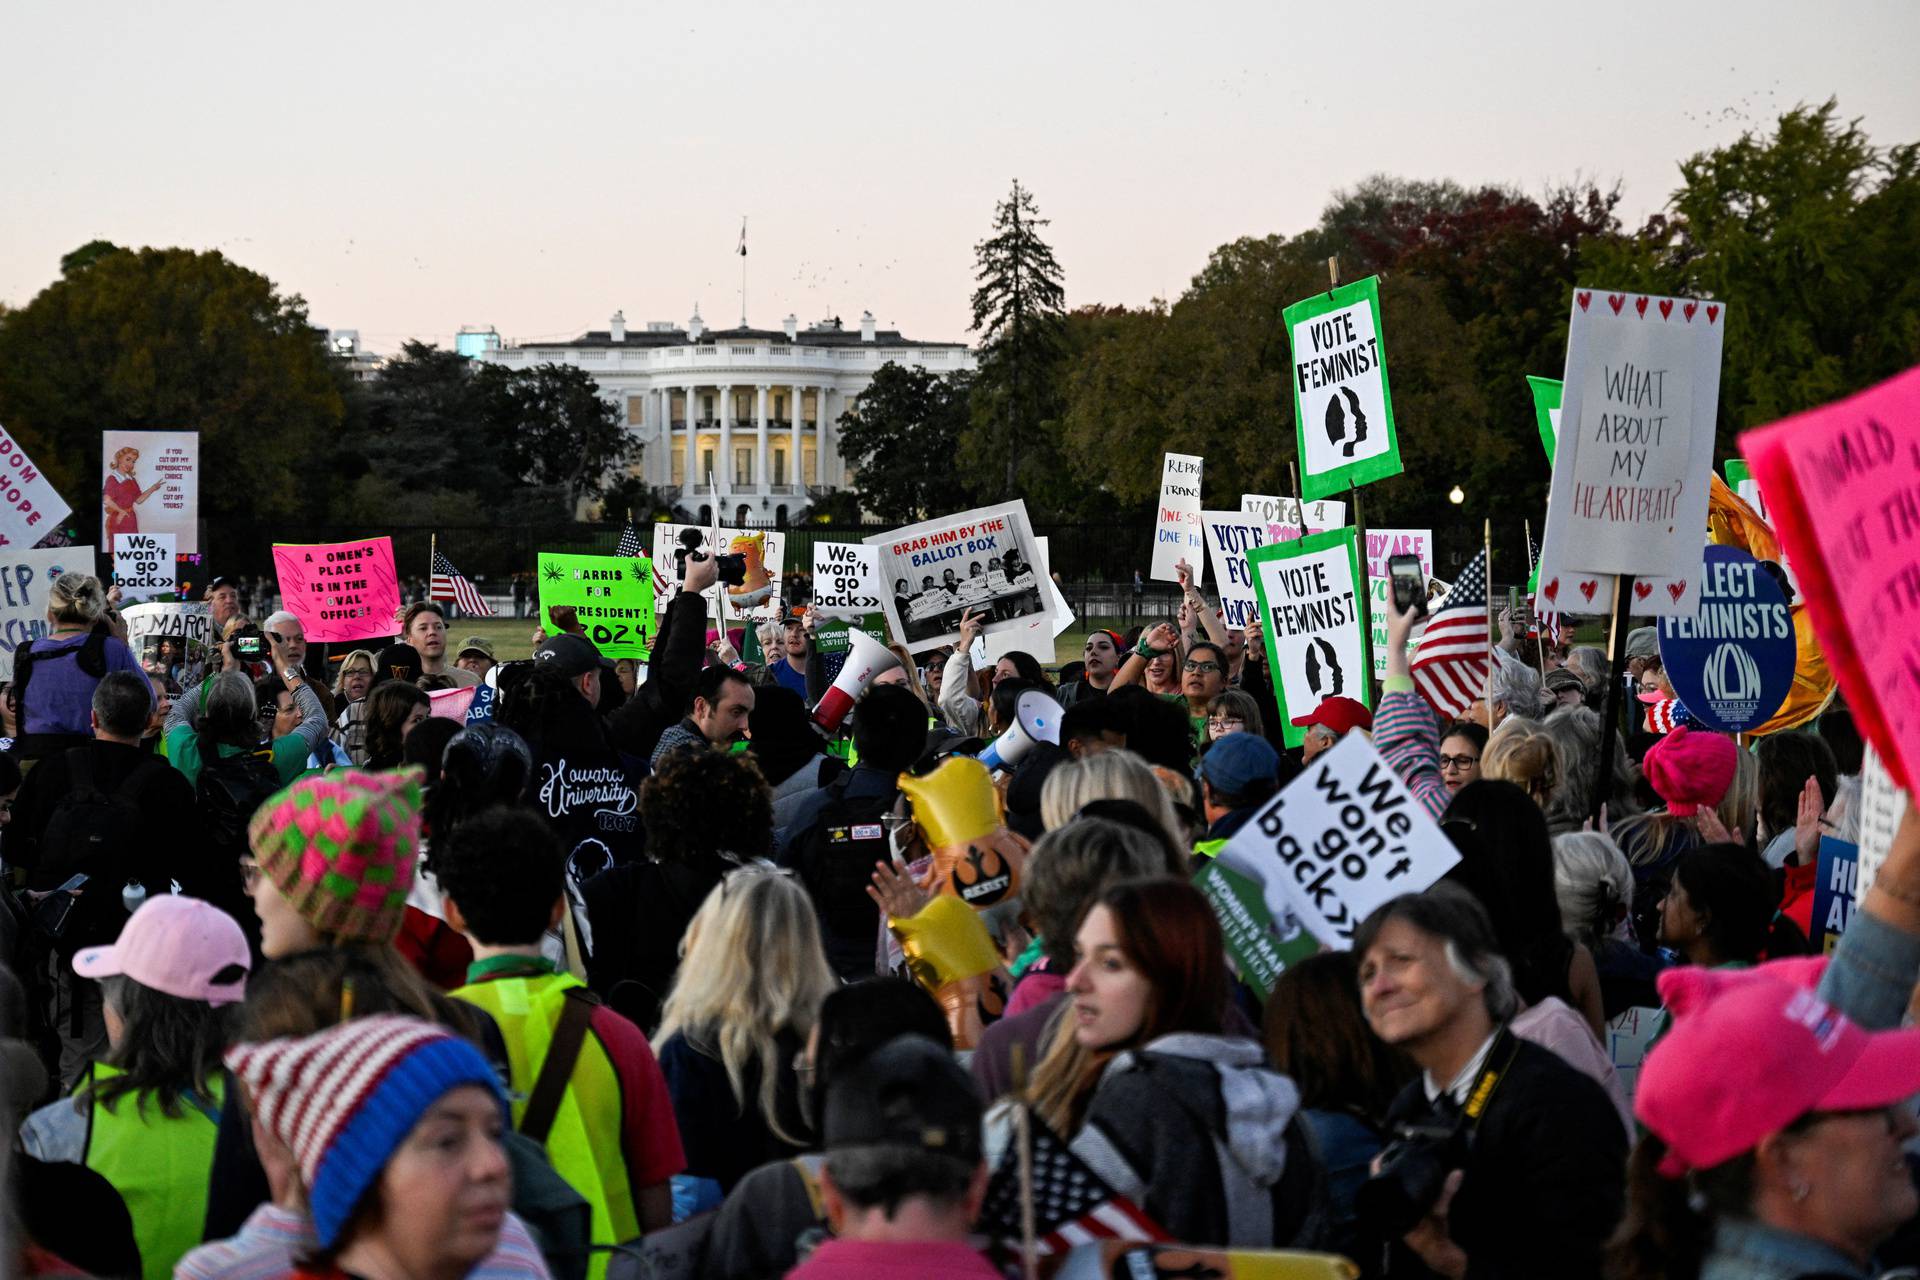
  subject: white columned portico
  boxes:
[790,383,804,489]
[755,385,769,500]
[817,386,833,484]
[717,384,732,492]
[682,384,698,495]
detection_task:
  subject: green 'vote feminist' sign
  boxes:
[537,551,655,659]
[1284,275,1402,500]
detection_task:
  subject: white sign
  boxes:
[1536,289,1724,615]
[1239,494,1347,545]
[810,542,882,617]
[1364,528,1432,679]
[1213,734,1460,946]
[1251,533,1368,747]
[113,531,175,603]
[101,430,198,555]
[1151,452,1205,584]
[865,501,1053,653]
[1855,742,1908,901]
[0,546,101,681]
[976,537,1068,666]
[1201,511,1270,632]
[0,423,71,550]
[650,524,786,623]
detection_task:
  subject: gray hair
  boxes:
[1563,646,1609,693]
[1543,704,1642,832]
[1025,817,1187,967]
[1039,749,1184,848]
[201,671,261,747]
[1354,884,1520,1023]
[92,670,155,738]
[263,611,301,634]
[47,572,106,625]
[1486,648,1545,721]
[1551,831,1634,947]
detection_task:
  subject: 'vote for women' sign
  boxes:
[1655,545,1795,733]
[113,532,175,604]
[1151,453,1205,584]
[0,546,98,680]
[537,552,655,660]
[273,537,401,644]
[1201,511,1270,631]
[1536,289,1724,616]
[1248,528,1369,748]
[1283,277,1402,501]
[1212,735,1460,947]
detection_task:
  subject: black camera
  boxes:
[673,528,746,586]
[229,624,267,660]
[1354,1117,1469,1237]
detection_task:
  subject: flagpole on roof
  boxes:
[739,215,748,329]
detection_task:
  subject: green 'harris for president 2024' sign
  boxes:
[538,552,655,660]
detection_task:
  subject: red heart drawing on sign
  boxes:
[1607,294,1625,315]
[1542,577,1560,603]
[1706,305,1719,325]
[1684,301,1698,321]
[1634,581,1653,600]
[1635,296,1650,317]
[1576,292,1592,312]
[1579,580,1598,602]
[1658,299,1674,320]
[1668,580,1687,603]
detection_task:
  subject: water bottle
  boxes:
[122,880,147,916]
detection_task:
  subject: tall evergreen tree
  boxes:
[969,180,1066,500]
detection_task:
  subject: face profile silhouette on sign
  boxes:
[1325,386,1370,459]
[1304,635,1345,698]
[1247,527,1370,749]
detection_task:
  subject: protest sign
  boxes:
[1536,289,1723,616]
[1741,365,1920,790]
[1810,836,1859,954]
[650,524,785,623]
[1855,743,1906,900]
[1284,276,1402,500]
[0,423,70,551]
[465,684,496,724]
[1247,528,1368,748]
[1201,511,1270,631]
[112,531,175,604]
[1239,495,1347,545]
[428,685,478,722]
[537,551,656,659]
[1212,734,1460,947]
[1192,860,1319,1000]
[272,536,401,644]
[1653,545,1794,733]
[1607,1006,1663,1101]
[973,538,1070,666]
[1364,528,1432,680]
[102,430,198,554]
[865,501,1052,653]
[810,542,883,617]
[1150,452,1206,584]
[1528,375,1564,465]
[0,546,99,681]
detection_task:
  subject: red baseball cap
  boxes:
[1637,962,1920,1176]
[1290,696,1374,737]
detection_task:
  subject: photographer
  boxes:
[1353,885,1625,1278]
[163,630,327,790]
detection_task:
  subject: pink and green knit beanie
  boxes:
[248,768,423,943]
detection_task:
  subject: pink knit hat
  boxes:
[1640,725,1737,817]
[1637,962,1920,1176]
[247,768,423,943]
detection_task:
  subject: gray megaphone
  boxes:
[977,689,1063,772]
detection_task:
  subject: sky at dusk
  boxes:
[5,1,1916,354]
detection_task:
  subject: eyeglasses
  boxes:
[1439,754,1481,770]
[1207,716,1245,729]
[1184,660,1222,674]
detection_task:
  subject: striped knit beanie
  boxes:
[248,768,423,943]
[224,1015,506,1247]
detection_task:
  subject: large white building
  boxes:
[481,307,975,524]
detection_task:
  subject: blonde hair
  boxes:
[111,446,140,471]
[1717,746,1758,845]
[47,572,107,626]
[1040,749,1184,847]
[1482,716,1562,810]
[885,643,932,708]
[655,866,835,1144]
[333,649,378,698]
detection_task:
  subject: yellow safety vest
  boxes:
[83,1063,223,1280]
[453,965,639,1279]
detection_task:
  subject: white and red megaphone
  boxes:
[812,629,902,732]
[976,689,1063,772]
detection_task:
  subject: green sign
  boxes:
[537,552,655,659]
[1193,860,1319,1000]
[814,613,889,655]
[1284,275,1402,501]
[1724,458,1752,487]
[1247,527,1370,748]
[1527,375,1564,466]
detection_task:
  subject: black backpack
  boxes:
[790,772,897,980]
[196,735,284,860]
[35,748,155,951]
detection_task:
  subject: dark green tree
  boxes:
[968,179,1067,500]
[0,243,347,527]
[478,361,638,518]
[836,362,975,523]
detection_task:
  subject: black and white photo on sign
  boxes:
[123,600,213,687]
[865,500,1052,651]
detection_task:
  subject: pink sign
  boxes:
[428,685,477,721]
[1740,364,1920,791]
[272,536,401,644]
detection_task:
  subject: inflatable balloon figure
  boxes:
[889,756,1031,1047]
[726,532,776,611]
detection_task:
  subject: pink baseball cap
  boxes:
[73,894,251,1007]
[1636,961,1920,1176]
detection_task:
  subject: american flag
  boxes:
[614,522,645,558]
[977,1111,1168,1257]
[1412,547,1492,721]
[430,550,494,617]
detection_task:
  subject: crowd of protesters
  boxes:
[0,532,1913,1280]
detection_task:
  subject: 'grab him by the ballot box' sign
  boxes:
[1248,527,1369,749]
[1213,735,1461,948]
[1284,276,1402,500]
[537,552,655,659]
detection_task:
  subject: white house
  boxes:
[480,307,975,524]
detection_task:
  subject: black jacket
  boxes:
[607,591,709,763]
[1379,1036,1627,1280]
[11,740,200,894]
